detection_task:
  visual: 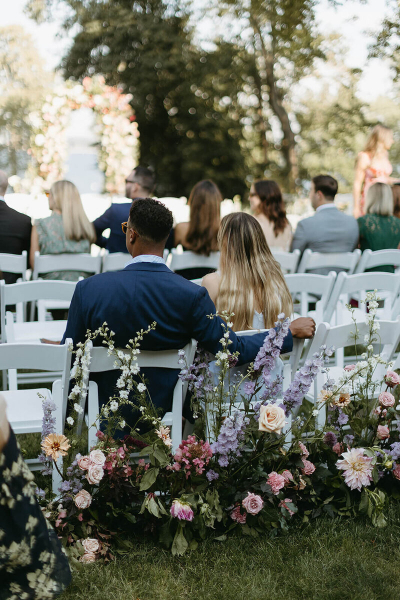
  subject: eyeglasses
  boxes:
[125,178,137,184]
[45,191,50,197]
[121,221,129,234]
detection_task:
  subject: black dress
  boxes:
[0,429,71,600]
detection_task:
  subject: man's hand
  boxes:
[289,317,316,339]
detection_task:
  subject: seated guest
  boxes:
[62,199,315,428]
[358,182,400,272]
[30,180,96,281]
[0,395,71,598]
[0,170,32,283]
[93,166,155,252]
[291,175,359,272]
[167,179,221,280]
[249,179,292,251]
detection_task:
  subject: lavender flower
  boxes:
[206,469,219,481]
[35,487,46,499]
[390,442,400,461]
[211,411,249,467]
[323,432,338,448]
[337,411,349,426]
[38,399,57,475]
[344,434,354,447]
[243,381,256,396]
[254,317,290,374]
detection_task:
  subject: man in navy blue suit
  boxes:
[92,166,155,253]
[63,199,315,428]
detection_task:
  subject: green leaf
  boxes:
[359,490,368,514]
[139,467,159,491]
[171,524,189,556]
[214,534,227,542]
[125,512,136,524]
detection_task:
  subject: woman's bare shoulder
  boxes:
[174,221,189,244]
[201,271,220,302]
[356,151,371,168]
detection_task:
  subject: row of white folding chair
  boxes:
[0,251,27,281]
[285,271,337,323]
[169,250,220,273]
[32,251,102,280]
[80,339,197,453]
[101,249,170,272]
[297,249,361,274]
[272,249,300,274]
[355,249,400,274]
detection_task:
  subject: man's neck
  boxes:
[129,248,164,259]
[315,199,335,210]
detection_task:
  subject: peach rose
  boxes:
[259,405,286,435]
[80,552,96,564]
[86,465,104,485]
[74,489,92,510]
[82,538,99,553]
[89,449,106,466]
[377,425,390,440]
[78,455,91,471]
[379,392,395,407]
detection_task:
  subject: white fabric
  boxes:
[127,254,166,265]
[315,203,336,212]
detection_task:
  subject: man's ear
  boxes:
[130,229,139,244]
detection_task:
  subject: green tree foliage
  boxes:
[0,25,50,175]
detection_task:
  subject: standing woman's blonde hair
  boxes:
[51,180,96,242]
[185,180,221,256]
[216,213,292,331]
[363,125,393,157]
[365,182,394,216]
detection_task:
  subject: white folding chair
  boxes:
[79,340,197,453]
[32,251,102,280]
[0,251,27,281]
[285,272,336,323]
[297,249,361,274]
[170,250,220,273]
[355,249,400,273]
[0,339,72,491]
[101,250,130,272]
[272,249,301,274]
[190,278,203,286]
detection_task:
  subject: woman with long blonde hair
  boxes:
[30,180,96,280]
[353,124,399,218]
[202,212,293,331]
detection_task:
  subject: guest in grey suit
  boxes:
[291,175,359,273]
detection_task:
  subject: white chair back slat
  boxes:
[101,251,131,272]
[355,249,400,273]
[272,249,300,274]
[0,251,27,281]
[297,249,361,274]
[33,251,102,279]
[170,250,220,272]
[285,272,337,321]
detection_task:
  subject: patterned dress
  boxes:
[35,212,91,281]
[359,154,393,215]
[0,430,71,599]
[358,214,400,272]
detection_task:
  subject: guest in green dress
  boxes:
[357,182,400,272]
[30,180,96,280]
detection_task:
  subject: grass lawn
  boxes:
[60,506,400,600]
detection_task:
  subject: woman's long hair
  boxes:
[51,180,96,243]
[185,180,221,256]
[254,180,290,236]
[363,124,392,157]
[365,182,393,216]
[216,213,293,331]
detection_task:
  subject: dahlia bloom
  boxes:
[41,434,70,460]
[170,499,194,521]
[336,448,373,491]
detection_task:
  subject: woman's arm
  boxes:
[0,395,10,452]
[174,222,189,247]
[29,224,40,270]
[201,272,220,304]
[353,153,369,218]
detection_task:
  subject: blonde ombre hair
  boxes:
[51,180,96,242]
[365,182,394,216]
[363,125,393,156]
[216,213,293,331]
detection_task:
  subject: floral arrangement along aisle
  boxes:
[37,294,400,559]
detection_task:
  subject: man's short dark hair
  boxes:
[312,175,338,200]
[132,166,155,194]
[129,198,173,243]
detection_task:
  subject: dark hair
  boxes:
[129,198,173,243]
[132,166,155,194]
[186,180,222,256]
[253,180,289,236]
[392,185,400,219]
[312,175,338,199]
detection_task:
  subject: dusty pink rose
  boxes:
[301,459,316,476]
[230,505,247,524]
[344,364,356,372]
[266,471,286,495]
[80,552,96,564]
[298,442,309,457]
[77,455,90,471]
[82,538,99,553]
[89,449,106,466]
[95,430,105,440]
[117,447,125,459]
[74,489,92,510]
[377,425,390,440]
[86,464,104,485]
[379,391,395,408]
[393,465,400,480]
[332,442,344,455]
[58,509,67,519]
[242,492,264,515]
[385,371,400,388]
[282,470,294,485]
[170,499,194,521]
[279,498,295,516]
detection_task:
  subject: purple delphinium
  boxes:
[179,349,214,401]
[282,346,332,415]
[38,399,57,475]
[323,431,338,448]
[254,316,290,373]
[344,434,354,447]
[206,469,219,481]
[337,411,349,426]
[35,487,46,499]
[390,442,400,461]
[211,411,249,467]
[243,381,256,396]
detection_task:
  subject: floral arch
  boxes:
[16,76,139,195]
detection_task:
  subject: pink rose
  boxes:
[170,499,194,521]
[279,498,295,516]
[230,505,247,523]
[298,442,309,457]
[74,489,92,510]
[393,465,400,480]
[379,391,395,407]
[344,364,356,372]
[80,552,96,564]
[82,538,99,553]
[282,470,294,485]
[89,449,106,466]
[332,442,344,455]
[377,425,390,440]
[77,455,91,471]
[117,447,125,459]
[385,371,400,388]
[95,430,105,440]
[242,492,264,515]
[86,464,104,485]
[266,471,286,495]
[301,459,316,476]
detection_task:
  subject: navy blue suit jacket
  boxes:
[61,262,293,425]
[92,202,131,253]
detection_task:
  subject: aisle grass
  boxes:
[61,505,400,600]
